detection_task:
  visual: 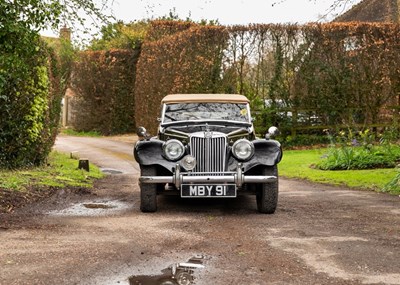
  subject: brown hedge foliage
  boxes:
[135,21,400,135]
[135,22,228,133]
[293,22,400,128]
[71,48,140,135]
[145,20,196,42]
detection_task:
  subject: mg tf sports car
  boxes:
[134,94,282,213]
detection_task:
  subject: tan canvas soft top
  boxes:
[161,94,249,104]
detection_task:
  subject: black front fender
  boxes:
[135,138,282,174]
[228,139,283,172]
[134,139,177,172]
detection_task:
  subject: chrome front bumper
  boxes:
[139,164,277,188]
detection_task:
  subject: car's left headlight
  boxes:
[232,139,254,161]
[163,139,185,161]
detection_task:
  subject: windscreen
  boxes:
[163,103,250,123]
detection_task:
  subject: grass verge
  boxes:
[60,128,102,137]
[279,148,399,194]
[0,151,104,212]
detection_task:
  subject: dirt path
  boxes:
[0,135,399,285]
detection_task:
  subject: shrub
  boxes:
[0,28,63,168]
[317,146,400,170]
[282,134,330,149]
[315,129,400,170]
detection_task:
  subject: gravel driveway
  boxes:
[0,135,399,285]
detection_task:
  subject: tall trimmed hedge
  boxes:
[0,28,63,168]
[135,21,228,134]
[293,23,400,128]
[70,48,140,135]
[56,21,400,138]
[134,21,400,135]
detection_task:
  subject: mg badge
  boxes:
[204,124,213,138]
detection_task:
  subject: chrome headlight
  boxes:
[163,139,185,161]
[232,139,254,161]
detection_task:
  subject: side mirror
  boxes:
[137,126,150,140]
[265,126,280,139]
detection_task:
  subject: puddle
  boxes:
[101,168,124,174]
[48,200,131,217]
[83,203,116,209]
[129,255,206,285]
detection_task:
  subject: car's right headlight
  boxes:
[232,139,254,161]
[163,139,185,161]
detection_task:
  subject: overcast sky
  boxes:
[41,0,363,38]
[111,0,361,24]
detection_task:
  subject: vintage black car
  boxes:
[134,94,282,213]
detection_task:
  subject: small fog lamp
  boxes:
[180,155,197,171]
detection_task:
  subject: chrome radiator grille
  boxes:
[190,135,227,173]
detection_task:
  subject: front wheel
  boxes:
[256,165,279,214]
[175,270,192,285]
[140,166,157,212]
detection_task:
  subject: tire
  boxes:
[175,270,192,285]
[256,165,279,214]
[140,166,157,212]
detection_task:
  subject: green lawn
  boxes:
[279,148,398,193]
[0,151,104,191]
[0,151,104,213]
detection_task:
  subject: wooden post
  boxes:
[78,159,90,172]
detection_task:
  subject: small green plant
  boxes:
[383,170,400,194]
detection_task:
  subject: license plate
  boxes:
[181,184,236,197]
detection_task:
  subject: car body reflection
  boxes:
[129,255,206,285]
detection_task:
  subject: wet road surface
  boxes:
[0,135,399,285]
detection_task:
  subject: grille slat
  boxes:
[190,135,227,174]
